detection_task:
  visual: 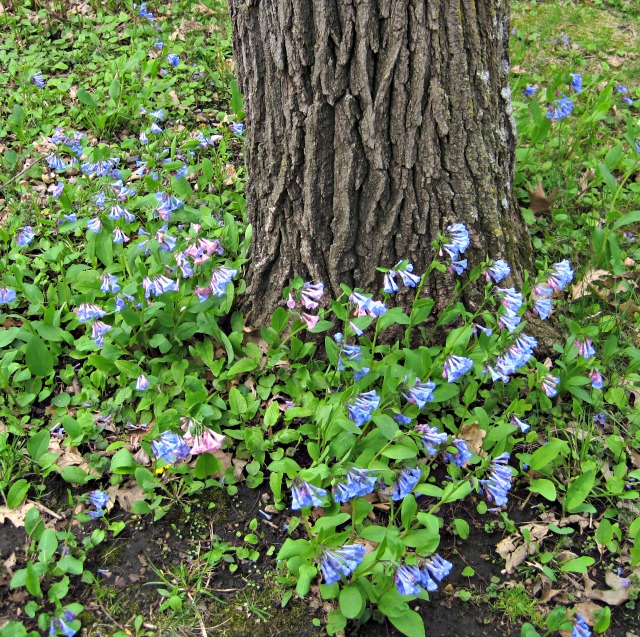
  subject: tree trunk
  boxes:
[229,0,533,327]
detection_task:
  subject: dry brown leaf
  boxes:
[458,422,486,456]
[571,269,612,300]
[0,501,57,529]
[584,568,640,606]
[531,573,561,603]
[528,181,559,215]
[106,482,146,513]
[604,54,624,68]
[497,523,550,573]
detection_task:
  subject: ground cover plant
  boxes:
[0,1,639,636]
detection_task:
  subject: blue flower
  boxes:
[547,95,574,120]
[383,271,399,294]
[87,217,102,233]
[485,259,511,283]
[353,367,370,382]
[230,122,244,135]
[570,73,583,94]
[320,544,365,585]
[88,490,109,510]
[443,223,470,260]
[139,132,149,145]
[16,226,35,246]
[291,480,327,510]
[136,374,150,391]
[52,182,64,198]
[523,84,538,97]
[449,259,468,275]
[113,228,130,244]
[150,109,165,121]
[575,338,596,359]
[99,273,120,293]
[0,287,17,304]
[498,309,521,333]
[394,413,412,426]
[402,378,436,408]
[415,424,448,456]
[589,369,603,389]
[333,469,377,503]
[479,452,513,508]
[76,303,105,322]
[210,266,237,296]
[31,71,45,88]
[445,438,472,467]
[391,467,422,501]
[151,431,191,465]
[150,123,163,134]
[299,281,324,309]
[572,613,591,637]
[395,554,452,596]
[347,390,380,427]
[510,416,530,433]
[167,54,180,67]
[394,564,423,596]
[547,259,573,290]
[541,373,560,398]
[496,287,523,313]
[54,617,77,637]
[442,355,474,383]
[91,320,112,346]
[136,2,154,21]
[47,154,66,171]
[397,264,420,287]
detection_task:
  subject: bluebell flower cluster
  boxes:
[333,469,377,503]
[510,416,530,433]
[392,467,422,500]
[76,303,106,323]
[402,378,436,408]
[49,612,77,637]
[485,334,537,383]
[442,354,474,383]
[547,95,574,120]
[298,281,324,309]
[445,438,472,467]
[16,226,35,246]
[414,424,448,456]
[136,374,150,391]
[575,338,596,359]
[523,84,538,97]
[0,287,17,304]
[571,613,591,637]
[136,2,154,21]
[347,390,380,427]
[479,452,513,508]
[99,273,120,293]
[291,480,327,510]
[91,320,112,346]
[541,373,560,398]
[589,369,603,389]
[142,274,180,297]
[151,431,191,465]
[443,223,470,260]
[167,53,180,67]
[334,333,362,370]
[320,544,366,585]
[383,262,421,294]
[87,490,109,519]
[570,73,583,94]
[547,259,574,291]
[31,71,45,88]
[485,259,511,283]
[532,283,553,320]
[394,554,453,596]
[349,291,387,317]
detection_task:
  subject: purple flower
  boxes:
[594,412,606,426]
[333,469,377,503]
[572,613,591,637]
[136,374,150,391]
[445,438,472,467]
[394,413,412,426]
[479,452,513,507]
[547,259,573,291]
[113,228,130,244]
[415,424,448,456]
[31,71,45,88]
[0,287,17,304]
[167,53,180,67]
[88,490,109,510]
[16,226,35,246]
[300,282,324,309]
[347,390,380,427]
[402,378,436,408]
[383,271,399,294]
[291,480,327,510]
[52,182,64,198]
[442,354,474,383]
[139,132,149,145]
[397,264,420,287]
[485,259,511,283]
[541,373,560,398]
[151,431,191,465]
[349,291,387,317]
[575,338,596,359]
[320,544,366,585]
[589,369,603,389]
[392,467,422,501]
[76,303,105,322]
[547,95,574,120]
[210,266,237,296]
[443,223,470,260]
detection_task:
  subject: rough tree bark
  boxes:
[229,0,533,326]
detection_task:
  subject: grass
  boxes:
[0,1,639,637]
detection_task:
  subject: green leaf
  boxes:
[27,430,50,462]
[339,586,365,619]
[57,554,84,575]
[25,335,54,377]
[453,518,470,539]
[60,466,91,485]
[7,479,29,508]
[593,605,611,633]
[401,495,418,531]
[229,387,247,416]
[110,448,136,474]
[528,438,567,471]
[431,383,459,402]
[373,413,399,440]
[388,609,426,637]
[38,529,59,564]
[271,307,289,334]
[229,79,245,120]
[559,555,595,573]
[528,478,557,501]
[25,562,42,597]
[78,87,98,108]
[564,471,595,513]
[520,623,541,637]
[194,453,222,479]
[108,78,121,101]
[612,210,640,231]
[377,307,411,332]
[296,564,317,597]
[326,610,347,635]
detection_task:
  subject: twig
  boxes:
[31,501,64,520]
[0,157,45,191]
[97,601,128,632]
